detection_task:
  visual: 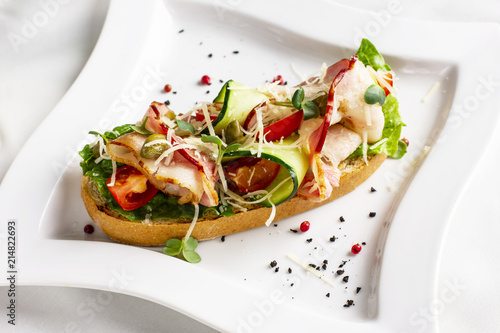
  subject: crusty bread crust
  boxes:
[81,154,386,246]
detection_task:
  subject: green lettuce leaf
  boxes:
[355,38,391,71]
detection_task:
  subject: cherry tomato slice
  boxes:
[195,111,218,122]
[225,157,281,193]
[376,72,393,96]
[259,109,303,142]
[107,165,158,211]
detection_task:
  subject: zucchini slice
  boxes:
[223,137,308,207]
[210,80,268,134]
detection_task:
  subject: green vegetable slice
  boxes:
[209,80,268,134]
[213,82,227,103]
[223,136,308,207]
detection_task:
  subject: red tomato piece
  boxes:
[376,72,393,96]
[195,111,218,122]
[107,166,158,211]
[259,110,303,142]
[225,157,281,193]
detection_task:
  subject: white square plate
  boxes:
[1,0,499,331]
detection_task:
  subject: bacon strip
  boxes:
[297,154,336,202]
[300,58,351,87]
[142,102,218,207]
[298,124,362,202]
[321,124,363,166]
[310,57,357,154]
[106,133,206,205]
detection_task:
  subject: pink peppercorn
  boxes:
[300,221,310,232]
[351,243,362,254]
[272,75,284,85]
[201,75,211,85]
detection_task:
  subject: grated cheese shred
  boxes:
[286,253,335,287]
[367,66,396,96]
[265,201,276,226]
[247,167,256,187]
[422,81,440,103]
[201,102,216,137]
[218,163,228,192]
[154,143,199,166]
[364,105,372,126]
[143,139,170,148]
[219,176,292,226]
[369,137,389,151]
[109,160,117,187]
[255,105,265,158]
[362,130,368,164]
[92,135,111,164]
[183,203,199,241]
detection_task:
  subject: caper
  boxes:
[145,133,168,142]
[224,120,243,144]
[310,91,328,116]
[140,134,168,159]
[165,110,176,121]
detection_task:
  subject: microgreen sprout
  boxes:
[274,86,320,120]
[131,117,152,135]
[364,84,386,106]
[292,85,305,110]
[201,134,241,164]
[88,131,109,144]
[162,236,201,263]
[293,86,320,120]
[301,100,320,120]
[176,119,195,134]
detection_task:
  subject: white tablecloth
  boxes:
[1,0,499,332]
